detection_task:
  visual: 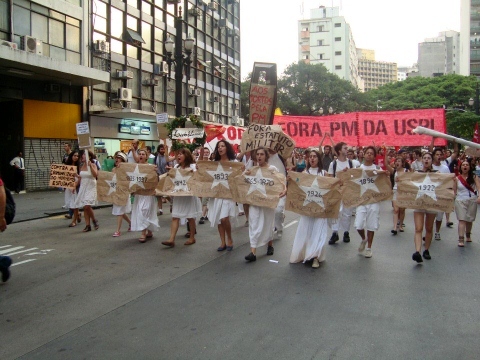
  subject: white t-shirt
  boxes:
[411,159,424,171]
[360,163,378,170]
[433,163,450,174]
[268,153,286,175]
[327,159,359,177]
[127,150,137,163]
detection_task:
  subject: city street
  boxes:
[1,201,480,359]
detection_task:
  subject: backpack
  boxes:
[332,159,353,177]
[4,187,15,225]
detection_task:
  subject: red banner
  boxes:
[273,109,447,147]
[203,123,245,153]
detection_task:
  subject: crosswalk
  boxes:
[0,245,54,267]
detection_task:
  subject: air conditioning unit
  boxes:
[154,61,169,75]
[21,36,42,55]
[237,117,244,126]
[1,40,18,50]
[94,40,110,53]
[117,70,134,79]
[213,96,219,102]
[118,88,132,102]
[228,28,240,37]
[189,88,201,97]
[144,78,159,86]
[192,107,201,116]
[188,7,202,16]
[207,114,216,122]
[208,1,218,11]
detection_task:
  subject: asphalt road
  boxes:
[1,202,480,359]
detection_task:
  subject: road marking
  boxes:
[6,248,38,256]
[0,245,12,249]
[284,220,298,229]
[0,246,25,255]
[11,259,36,267]
[25,250,54,256]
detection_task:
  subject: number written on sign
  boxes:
[307,190,323,198]
[127,176,147,183]
[419,184,436,191]
[174,180,187,186]
[358,178,375,185]
[244,178,274,186]
[214,173,228,181]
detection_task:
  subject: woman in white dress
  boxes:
[131,149,159,243]
[209,140,237,251]
[161,148,202,247]
[386,155,407,235]
[111,152,131,237]
[454,160,480,247]
[289,149,329,268]
[75,150,99,232]
[65,150,81,227]
[244,148,287,262]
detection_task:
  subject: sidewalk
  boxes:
[11,190,112,223]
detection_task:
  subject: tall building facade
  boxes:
[298,6,363,91]
[417,31,460,77]
[460,0,480,76]
[0,0,241,190]
[357,49,397,91]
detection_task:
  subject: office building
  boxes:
[418,31,460,77]
[460,0,480,76]
[357,49,397,91]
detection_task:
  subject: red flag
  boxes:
[473,123,480,144]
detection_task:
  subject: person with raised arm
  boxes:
[74,150,99,233]
[318,132,336,172]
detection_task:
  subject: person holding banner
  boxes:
[244,148,287,262]
[65,151,81,227]
[453,160,480,247]
[74,150,99,232]
[268,150,287,239]
[131,149,159,242]
[289,150,328,268]
[432,148,452,241]
[209,140,237,251]
[161,148,202,248]
[112,152,132,237]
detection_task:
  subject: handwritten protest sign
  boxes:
[396,172,454,213]
[156,112,169,139]
[49,164,77,190]
[157,168,195,196]
[171,128,205,139]
[96,170,129,206]
[286,171,342,218]
[240,124,295,159]
[249,84,276,125]
[76,122,91,148]
[337,168,393,207]
[115,163,158,196]
[188,161,244,199]
[228,166,285,209]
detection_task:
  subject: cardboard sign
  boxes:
[240,124,295,159]
[171,128,205,139]
[96,170,129,206]
[249,84,276,125]
[286,171,342,218]
[157,168,195,196]
[228,166,286,209]
[396,172,455,213]
[76,122,91,149]
[337,168,393,207]
[188,161,244,199]
[49,164,77,190]
[157,113,169,139]
[115,163,158,196]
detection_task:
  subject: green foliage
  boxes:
[165,115,205,152]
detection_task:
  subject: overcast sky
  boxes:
[240,0,461,79]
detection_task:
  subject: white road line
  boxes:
[0,245,11,249]
[11,259,36,267]
[6,248,39,256]
[0,246,24,255]
[284,220,298,229]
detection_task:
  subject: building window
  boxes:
[302,55,309,60]
[334,23,341,27]
[335,51,342,56]
[317,25,324,32]
[335,65,342,70]
[317,40,323,46]
[335,37,341,41]
[318,53,324,59]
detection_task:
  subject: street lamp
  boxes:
[376,100,382,112]
[164,6,195,117]
[328,106,333,114]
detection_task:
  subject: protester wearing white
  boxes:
[268,152,286,239]
[111,152,132,237]
[432,149,452,241]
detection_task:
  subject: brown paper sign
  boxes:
[188,161,244,199]
[249,84,276,125]
[97,170,130,206]
[228,165,286,209]
[396,172,455,213]
[76,122,91,149]
[116,163,158,196]
[286,171,343,218]
[157,168,195,197]
[240,124,295,159]
[337,168,393,207]
[49,164,77,190]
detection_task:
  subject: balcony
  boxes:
[300,31,310,39]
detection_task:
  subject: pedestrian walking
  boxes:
[386,155,407,235]
[10,151,25,194]
[0,176,12,282]
[65,151,82,227]
[74,150,99,232]
[111,152,131,237]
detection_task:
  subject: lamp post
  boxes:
[318,107,334,115]
[164,5,195,118]
[376,100,382,112]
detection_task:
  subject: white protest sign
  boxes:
[171,128,205,139]
[76,122,91,148]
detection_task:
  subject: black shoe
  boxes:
[199,217,205,225]
[391,230,398,235]
[343,231,350,243]
[328,232,339,245]
[423,249,431,260]
[412,252,423,263]
[446,222,453,228]
[267,246,274,256]
[245,252,256,262]
[0,256,12,282]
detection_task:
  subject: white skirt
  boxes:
[112,200,132,216]
[172,196,202,219]
[209,198,237,226]
[248,205,275,248]
[65,188,77,209]
[290,215,328,263]
[131,195,159,231]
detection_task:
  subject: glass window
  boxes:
[166,14,174,27]
[142,21,151,50]
[142,1,152,15]
[32,13,48,42]
[66,24,80,52]
[154,27,163,53]
[50,46,66,61]
[0,0,8,31]
[93,15,106,33]
[13,5,30,36]
[154,7,163,21]
[66,17,80,27]
[127,0,138,7]
[66,50,80,64]
[94,1,107,18]
[111,38,123,54]
[31,3,48,16]
[49,18,64,47]
[111,7,124,38]
[50,10,66,22]
[335,37,341,41]
[127,15,137,30]
[142,49,151,63]
[127,44,138,59]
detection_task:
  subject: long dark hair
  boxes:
[178,148,195,167]
[306,149,323,173]
[66,150,79,166]
[213,140,236,161]
[422,152,434,172]
[460,160,475,186]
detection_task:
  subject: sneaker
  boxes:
[0,256,12,282]
[245,252,256,262]
[343,231,350,243]
[446,222,453,228]
[312,258,320,268]
[423,249,431,260]
[267,246,274,256]
[199,216,205,225]
[157,209,163,216]
[358,240,367,252]
[434,233,441,241]
[364,248,372,258]
[412,251,423,263]
[112,231,121,237]
[328,232,339,245]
